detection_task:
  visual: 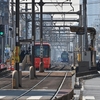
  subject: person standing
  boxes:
[20,50,25,62]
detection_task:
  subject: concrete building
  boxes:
[80,0,100,53]
[80,0,100,27]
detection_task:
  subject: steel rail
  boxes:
[0,74,29,89]
[51,71,68,100]
[0,73,12,80]
[50,64,64,71]
[0,70,11,78]
[13,64,66,100]
[13,72,52,100]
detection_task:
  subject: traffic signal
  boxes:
[0,24,4,36]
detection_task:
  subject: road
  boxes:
[75,71,100,100]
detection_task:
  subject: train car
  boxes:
[61,51,69,62]
[34,42,51,69]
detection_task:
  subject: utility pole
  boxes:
[12,0,21,89]
[15,0,19,73]
[11,0,14,51]
[15,0,22,88]
[32,0,36,77]
[79,5,82,61]
[25,0,28,50]
[83,0,88,51]
[38,0,45,72]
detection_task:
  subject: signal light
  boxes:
[0,25,4,36]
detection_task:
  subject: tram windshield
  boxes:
[35,45,50,57]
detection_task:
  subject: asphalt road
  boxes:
[74,71,100,100]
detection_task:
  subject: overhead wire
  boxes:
[49,0,75,51]
[70,3,74,11]
[50,0,65,51]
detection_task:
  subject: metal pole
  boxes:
[1,37,4,63]
[74,36,77,66]
[11,0,14,51]
[32,0,36,77]
[38,0,45,72]
[83,0,88,51]
[12,0,20,89]
[25,1,28,50]
[1,2,4,63]
[79,5,82,61]
[15,0,19,71]
[15,0,21,88]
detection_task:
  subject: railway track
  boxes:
[12,65,70,100]
[0,69,11,78]
[0,73,12,82]
[13,72,52,100]
[0,74,29,89]
[0,64,74,100]
[0,64,66,89]
[51,71,68,100]
[50,62,70,70]
[50,64,64,70]
[0,64,49,89]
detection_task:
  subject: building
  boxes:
[80,0,100,27]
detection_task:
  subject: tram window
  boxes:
[43,45,49,57]
[35,46,40,57]
[35,45,49,57]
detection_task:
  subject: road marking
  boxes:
[27,96,42,100]
[0,96,5,99]
[83,96,95,100]
[98,71,100,74]
[74,95,79,99]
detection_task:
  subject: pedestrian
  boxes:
[28,46,31,54]
[97,59,100,70]
[25,50,29,55]
[20,50,25,62]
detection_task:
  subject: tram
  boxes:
[34,42,51,69]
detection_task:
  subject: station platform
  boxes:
[0,71,75,100]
